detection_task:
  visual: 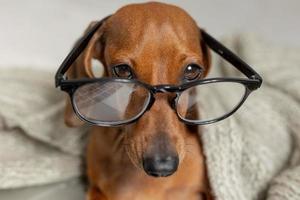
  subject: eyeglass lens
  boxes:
[177,82,246,122]
[73,81,151,123]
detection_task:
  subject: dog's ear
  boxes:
[199,30,211,77]
[64,20,108,127]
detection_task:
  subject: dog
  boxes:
[64,2,213,200]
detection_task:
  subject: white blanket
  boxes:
[0,35,299,199]
[204,34,300,200]
[0,69,88,189]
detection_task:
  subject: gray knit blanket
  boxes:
[0,35,299,200]
[0,70,89,188]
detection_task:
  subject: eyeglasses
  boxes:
[55,17,263,127]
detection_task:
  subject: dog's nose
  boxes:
[143,154,179,177]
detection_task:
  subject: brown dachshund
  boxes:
[64,2,213,200]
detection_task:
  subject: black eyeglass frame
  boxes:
[55,17,263,127]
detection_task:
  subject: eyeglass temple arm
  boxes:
[55,17,110,87]
[55,18,263,87]
[200,30,263,85]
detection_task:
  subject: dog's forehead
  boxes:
[105,2,200,48]
[103,2,203,84]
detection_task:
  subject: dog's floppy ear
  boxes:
[199,29,211,77]
[64,20,108,127]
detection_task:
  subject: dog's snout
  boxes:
[141,133,179,177]
[143,154,179,177]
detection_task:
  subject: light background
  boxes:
[0,0,299,70]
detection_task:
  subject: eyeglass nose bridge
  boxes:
[146,85,180,111]
[152,85,180,93]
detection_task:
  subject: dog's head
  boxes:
[65,2,211,177]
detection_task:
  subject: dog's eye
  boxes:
[113,64,133,78]
[183,64,204,81]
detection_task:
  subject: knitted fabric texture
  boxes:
[203,34,300,200]
[0,70,89,189]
